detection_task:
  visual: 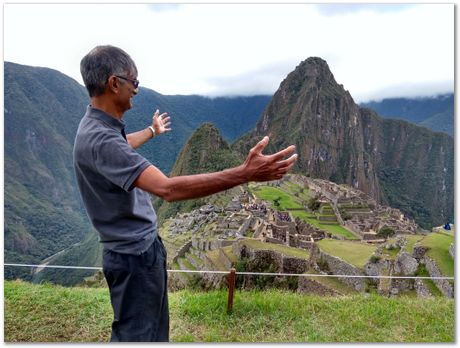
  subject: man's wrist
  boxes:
[148,126,156,138]
[232,164,250,185]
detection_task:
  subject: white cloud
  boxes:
[4,3,454,102]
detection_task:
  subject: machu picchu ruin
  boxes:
[160,174,454,298]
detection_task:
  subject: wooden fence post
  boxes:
[227,267,236,314]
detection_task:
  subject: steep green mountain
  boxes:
[156,123,243,221]
[361,94,454,136]
[4,61,268,284]
[233,58,453,229]
[4,62,92,281]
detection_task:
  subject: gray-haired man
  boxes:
[74,45,297,342]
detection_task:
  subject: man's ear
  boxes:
[107,75,120,94]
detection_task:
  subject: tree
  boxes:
[307,196,321,212]
[377,226,395,239]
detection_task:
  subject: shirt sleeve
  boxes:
[93,131,152,192]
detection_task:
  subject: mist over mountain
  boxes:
[361,94,454,136]
[233,58,453,229]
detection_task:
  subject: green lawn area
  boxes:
[292,211,359,240]
[403,235,425,253]
[317,239,376,269]
[241,239,310,259]
[280,181,312,201]
[419,232,454,277]
[251,185,358,241]
[251,185,303,210]
[4,280,454,342]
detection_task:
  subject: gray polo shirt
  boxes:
[73,105,157,255]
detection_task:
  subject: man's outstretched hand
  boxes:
[242,136,298,182]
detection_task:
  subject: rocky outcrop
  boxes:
[413,245,429,260]
[414,279,432,298]
[394,252,418,276]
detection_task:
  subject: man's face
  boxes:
[115,73,139,111]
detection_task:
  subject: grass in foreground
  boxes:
[4,280,453,342]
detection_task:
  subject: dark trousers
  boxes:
[102,236,169,342]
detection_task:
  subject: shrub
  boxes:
[377,227,395,239]
[307,197,321,212]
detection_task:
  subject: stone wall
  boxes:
[319,251,366,291]
[218,248,234,269]
[232,240,310,275]
[172,240,192,263]
[297,278,338,296]
[424,256,454,298]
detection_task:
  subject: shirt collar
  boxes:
[85,105,126,132]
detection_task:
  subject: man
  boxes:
[74,45,297,342]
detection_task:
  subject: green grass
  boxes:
[419,232,454,277]
[317,239,376,269]
[306,268,358,295]
[251,184,358,240]
[404,235,425,253]
[222,246,238,263]
[4,280,454,342]
[251,185,303,210]
[205,249,228,271]
[381,246,400,260]
[241,239,310,259]
[415,265,443,297]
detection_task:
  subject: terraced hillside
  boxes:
[160,175,453,298]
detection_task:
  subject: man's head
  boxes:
[80,45,138,98]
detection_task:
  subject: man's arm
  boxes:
[127,110,171,149]
[134,136,297,202]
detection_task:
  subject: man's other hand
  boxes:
[152,109,172,135]
[242,136,298,182]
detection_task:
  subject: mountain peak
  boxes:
[170,123,241,177]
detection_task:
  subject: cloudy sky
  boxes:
[4,3,454,102]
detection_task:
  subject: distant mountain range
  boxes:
[361,94,454,136]
[4,60,454,285]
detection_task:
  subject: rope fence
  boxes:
[4,263,455,280]
[4,263,455,314]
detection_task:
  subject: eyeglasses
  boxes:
[115,75,139,89]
